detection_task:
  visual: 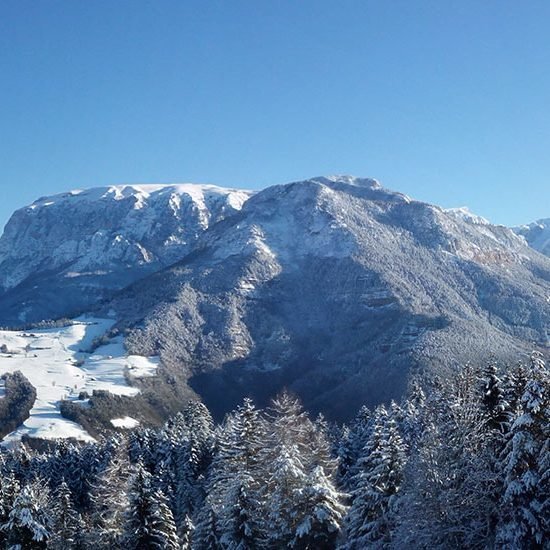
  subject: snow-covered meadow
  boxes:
[0,318,158,444]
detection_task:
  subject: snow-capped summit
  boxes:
[30,183,250,212]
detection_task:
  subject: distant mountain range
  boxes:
[0,176,548,421]
[513,218,550,257]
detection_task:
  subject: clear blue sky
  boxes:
[1,1,549,229]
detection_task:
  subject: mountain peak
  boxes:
[309,175,382,189]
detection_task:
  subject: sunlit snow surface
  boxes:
[110,416,140,429]
[0,318,158,444]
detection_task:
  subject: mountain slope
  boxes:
[0,184,251,324]
[513,218,550,257]
[106,176,550,420]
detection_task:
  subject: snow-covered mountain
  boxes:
[0,175,548,421]
[0,184,252,324]
[513,218,550,257]
[105,176,550,419]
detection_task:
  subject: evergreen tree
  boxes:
[0,466,19,525]
[180,514,195,550]
[344,406,406,549]
[293,465,347,550]
[1,479,51,548]
[148,488,181,550]
[395,366,504,548]
[481,360,509,432]
[400,377,426,447]
[194,501,223,550]
[124,462,180,549]
[263,392,346,549]
[47,481,86,549]
[264,442,309,548]
[337,405,371,486]
[220,474,261,550]
[205,398,266,548]
[496,355,549,548]
[89,443,131,548]
[171,401,214,525]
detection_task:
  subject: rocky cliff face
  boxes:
[0,184,251,324]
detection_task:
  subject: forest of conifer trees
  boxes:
[0,352,547,549]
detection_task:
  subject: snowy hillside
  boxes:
[0,318,157,444]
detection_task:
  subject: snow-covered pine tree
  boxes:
[343,405,406,549]
[262,391,346,549]
[204,398,266,548]
[180,514,195,550]
[47,481,86,549]
[480,360,509,433]
[172,401,215,527]
[127,427,157,469]
[292,465,348,549]
[309,413,339,478]
[152,415,185,515]
[193,501,223,550]
[400,377,426,447]
[264,441,309,548]
[337,405,371,487]
[147,488,181,550]
[89,443,131,548]
[220,473,262,550]
[503,362,529,418]
[1,479,52,548]
[0,462,18,516]
[0,468,19,547]
[394,365,505,548]
[124,461,180,549]
[181,400,215,477]
[496,353,549,548]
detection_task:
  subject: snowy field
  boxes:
[0,318,158,444]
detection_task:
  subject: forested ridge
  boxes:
[0,353,548,549]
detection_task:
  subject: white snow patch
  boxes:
[110,416,140,429]
[126,355,159,378]
[31,183,253,208]
[0,317,158,444]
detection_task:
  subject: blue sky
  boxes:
[1,1,549,229]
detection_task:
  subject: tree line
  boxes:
[0,352,548,549]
